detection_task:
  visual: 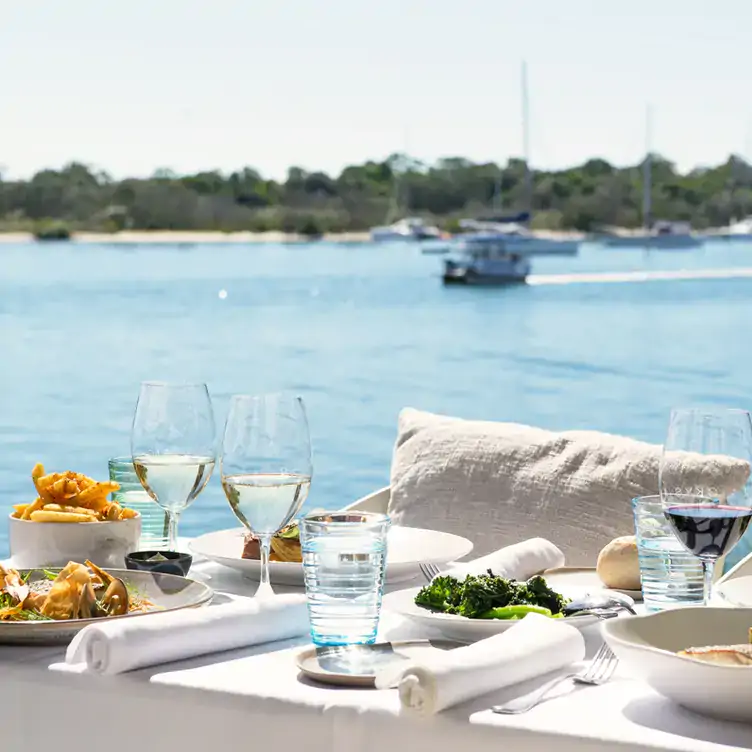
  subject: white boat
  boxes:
[458,219,579,255]
[721,216,752,240]
[600,108,703,250]
[457,63,580,258]
[601,220,704,249]
[442,234,532,285]
[370,217,443,242]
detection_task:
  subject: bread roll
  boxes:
[596,535,641,591]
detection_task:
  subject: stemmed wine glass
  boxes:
[221,393,312,599]
[659,407,752,606]
[131,382,217,552]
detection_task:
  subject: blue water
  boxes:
[3,239,752,557]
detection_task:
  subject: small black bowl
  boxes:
[124,550,193,577]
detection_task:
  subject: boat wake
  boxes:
[527,267,752,286]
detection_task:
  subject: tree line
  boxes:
[2,153,751,238]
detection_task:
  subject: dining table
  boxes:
[3,540,752,752]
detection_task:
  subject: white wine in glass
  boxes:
[221,393,312,598]
[131,382,216,551]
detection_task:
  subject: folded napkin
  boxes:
[65,593,308,676]
[445,537,565,581]
[376,612,584,717]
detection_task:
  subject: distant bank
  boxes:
[0,229,588,245]
[0,230,372,245]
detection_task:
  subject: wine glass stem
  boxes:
[701,558,715,606]
[257,535,274,599]
[167,511,180,552]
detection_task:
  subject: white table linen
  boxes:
[1,549,752,752]
[63,593,308,675]
[376,612,585,716]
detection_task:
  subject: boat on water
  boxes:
[442,233,532,285]
[599,107,703,251]
[599,220,704,249]
[458,217,579,256]
[370,217,443,242]
[718,216,752,240]
[455,64,580,258]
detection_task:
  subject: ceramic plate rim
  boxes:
[387,584,634,630]
[189,525,475,570]
[0,567,214,633]
[603,607,752,668]
[543,566,643,600]
[295,639,464,686]
[714,575,752,608]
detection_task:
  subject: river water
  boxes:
[2,239,752,555]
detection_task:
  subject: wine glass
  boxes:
[659,407,752,605]
[220,393,312,599]
[131,382,216,552]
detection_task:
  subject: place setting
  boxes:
[5,389,752,746]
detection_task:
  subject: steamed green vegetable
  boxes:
[414,571,569,620]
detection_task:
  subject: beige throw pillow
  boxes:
[388,408,751,566]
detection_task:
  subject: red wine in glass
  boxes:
[664,502,752,560]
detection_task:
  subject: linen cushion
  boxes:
[388,408,751,566]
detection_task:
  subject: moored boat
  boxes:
[442,233,531,285]
[599,221,703,249]
[370,217,442,242]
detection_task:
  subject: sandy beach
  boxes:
[0,229,596,245]
[0,230,375,245]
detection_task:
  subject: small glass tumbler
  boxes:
[300,511,390,646]
[109,457,169,551]
[633,495,704,611]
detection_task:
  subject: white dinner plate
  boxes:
[713,575,752,607]
[542,566,643,601]
[604,607,752,724]
[385,581,635,641]
[0,568,213,645]
[189,526,474,585]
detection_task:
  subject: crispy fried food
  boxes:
[30,510,98,524]
[270,536,303,562]
[20,497,45,521]
[11,464,134,523]
[40,504,98,517]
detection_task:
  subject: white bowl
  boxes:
[7,512,141,568]
[603,607,752,723]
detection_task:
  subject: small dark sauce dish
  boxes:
[125,550,193,577]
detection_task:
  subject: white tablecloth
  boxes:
[2,555,752,752]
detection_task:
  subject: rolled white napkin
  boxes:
[376,612,584,716]
[65,593,308,676]
[446,537,565,580]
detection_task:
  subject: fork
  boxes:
[419,562,441,582]
[491,642,619,715]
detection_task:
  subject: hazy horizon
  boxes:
[2,0,750,180]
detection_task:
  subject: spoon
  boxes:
[562,593,637,617]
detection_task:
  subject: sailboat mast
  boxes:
[521,61,533,217]
[642,105,652,230]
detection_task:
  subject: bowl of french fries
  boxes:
[8,464,141,569]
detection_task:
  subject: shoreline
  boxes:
[0,230,374,245]
[0,229,589,245]
[0,228,729,245]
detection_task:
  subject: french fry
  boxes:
[41,504,97,517]
[29,510,96,524]
[21,497,45,521]
[24,465,130,523]
[12,503,29,518]
[75,482,118,511]
[31,463,45,484]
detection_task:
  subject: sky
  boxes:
[1,0,750,180]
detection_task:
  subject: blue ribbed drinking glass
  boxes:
[300,511,390,646]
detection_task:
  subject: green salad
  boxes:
[414,570,570,620]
